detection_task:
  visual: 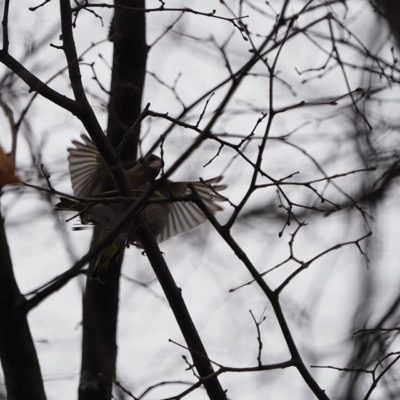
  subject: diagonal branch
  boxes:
[137,227,228,400]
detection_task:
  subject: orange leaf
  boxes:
[0,145,20,187]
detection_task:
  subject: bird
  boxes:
[57,134,226,279]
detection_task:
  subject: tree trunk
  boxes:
[374,1,400,46]
[0,213,46,400]
[79,1,147,399]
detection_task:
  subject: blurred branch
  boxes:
[0,212,46,399]
[1,0,10,51]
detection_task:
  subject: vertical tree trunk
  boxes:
[0,213,47,400]
[79,1,147,399]
[107,0,147,162]
[374,1,400,46]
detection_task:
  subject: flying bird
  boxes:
[57,134,226,279]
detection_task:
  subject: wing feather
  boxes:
[65,135,228,245]
[157,176,226,242]
[68,134,104,197]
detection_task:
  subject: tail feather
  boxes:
[55,197,83,211]
[91,240,125,283]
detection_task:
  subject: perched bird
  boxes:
[57,134,226,279]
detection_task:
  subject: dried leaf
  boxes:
[0,145,20,187]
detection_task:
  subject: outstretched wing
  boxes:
[68,134,105,197]
[157,176,226,242]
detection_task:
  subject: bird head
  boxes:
[125,154,163,187]
[139,154,163,176]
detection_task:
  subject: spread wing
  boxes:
[68,134,161,197]
[66,135,227,244]
[157,176,226,242]
[68,134,105,197]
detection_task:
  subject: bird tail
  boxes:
[55,196,85,211]
[91,240,125,283]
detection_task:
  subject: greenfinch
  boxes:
[57,134,226,279]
